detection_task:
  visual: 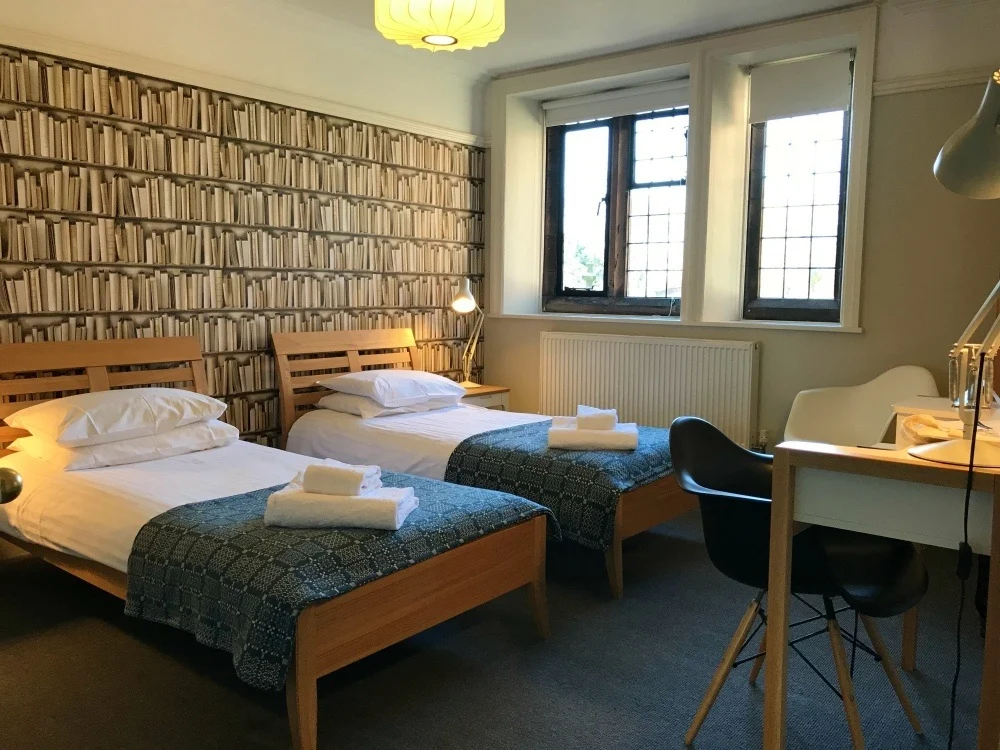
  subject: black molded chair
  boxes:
[669,417,929,749]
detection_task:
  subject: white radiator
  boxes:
[539,332,761,446]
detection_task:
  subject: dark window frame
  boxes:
[542,108,688,317]
[742,111,852,323]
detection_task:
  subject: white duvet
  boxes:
[0,441,315,572]
[287,403,551,480]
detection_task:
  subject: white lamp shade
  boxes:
[375,0,505,51]
[933,70,1000,200]
[451,277,477,313]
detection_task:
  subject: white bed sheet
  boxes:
[0,441,315,573]
[287,404,550,480]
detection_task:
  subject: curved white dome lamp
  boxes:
[450,277,484,388]
[910,70,1000,467]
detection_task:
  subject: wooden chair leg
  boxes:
[286,660,318,750]
[860,615,923,735]
[901,606,918,673]
[685,594,763,746]
[749,623,766,685]
[827,613,866,749]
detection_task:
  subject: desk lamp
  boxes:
[450,278,484,388]
[909,70,1000,467]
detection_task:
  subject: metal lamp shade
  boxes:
[933,70,1000,199]
[0,467,22,504]
[451,277,477,314]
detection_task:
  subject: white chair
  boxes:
[784,366,939,446]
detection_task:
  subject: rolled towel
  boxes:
[548,416,639,451]
[300,459,381,496]
[576,405,618,431]
[264,486,417,530]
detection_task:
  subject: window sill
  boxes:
[488,311,863,334]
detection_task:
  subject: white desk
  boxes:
[764,442,1000,749]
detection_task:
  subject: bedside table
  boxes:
[462,384,510,410]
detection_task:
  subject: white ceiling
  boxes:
[280,0,861,80]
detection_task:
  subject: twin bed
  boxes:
[0,329,694,750]
[0,337,550,750]
[273,328,694,598]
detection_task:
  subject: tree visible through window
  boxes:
[543,107,689,315]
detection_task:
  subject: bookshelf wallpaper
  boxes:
[0,45,486,446]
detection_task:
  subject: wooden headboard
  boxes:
[0,337,208,454]
[272,329,424,447]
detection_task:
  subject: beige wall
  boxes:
[484,84,1000,444]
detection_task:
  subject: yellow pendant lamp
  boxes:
[375,0,505,51]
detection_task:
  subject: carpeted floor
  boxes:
[0,510,984,749]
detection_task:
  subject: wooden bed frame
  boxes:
[0,336,549,750]
[272,328,696,599]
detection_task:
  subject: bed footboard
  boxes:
[286,514,549,750]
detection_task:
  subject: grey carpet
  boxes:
[0,510,983,749]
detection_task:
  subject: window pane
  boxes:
[628,243,648,270]
[810,268,836,300]
[747,111,847,311]
[647,271,668,297]
[760,238,784,268]
[783,268,809,298]
[759,269,784,298]
[648,215,670,242]
[811,237,837,268]
[647,243,668,271]
[561,125,610,291]
[629,215,648,243]
[627,270,647,297]
[785,238,810,268]
[626,109,688,300]
[666,271,683,298]
[633,110,689,187]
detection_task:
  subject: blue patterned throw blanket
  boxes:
[125,472,554,692]
[444,421,672,552]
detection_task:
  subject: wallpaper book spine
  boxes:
[0,46,486,445]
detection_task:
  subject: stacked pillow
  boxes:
[6,388,237,470]
[317,370,466,419]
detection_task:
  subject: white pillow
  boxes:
[317,391,461,419]
[6,387,227,447]
[317,370,466,408]
[9,419,239,471]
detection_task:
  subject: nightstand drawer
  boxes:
[462,390,509,410]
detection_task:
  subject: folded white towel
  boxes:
[264,486,417,530]
[576,405,618,431]
[299,459,381,496]
[548,416,639,451]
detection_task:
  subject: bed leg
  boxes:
[286,656,317,750]
[605,502,625,599]
[605,545,624,600]
[528,515,550,639]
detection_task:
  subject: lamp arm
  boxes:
[951,277,1000,357]
[982,308,1000,359]
[461,306,485,373]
